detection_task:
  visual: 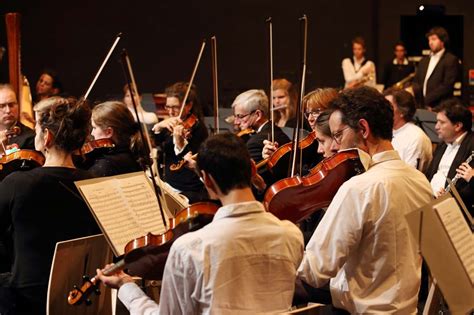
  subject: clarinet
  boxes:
[445,151,474,193]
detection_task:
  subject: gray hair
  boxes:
[231,89,269,118]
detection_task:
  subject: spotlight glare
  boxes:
[419,5,425,11]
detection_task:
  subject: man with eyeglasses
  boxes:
[0,84,35,156]
[231,89,289,162]
[297,86,432,314]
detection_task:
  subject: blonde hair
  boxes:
[303,88,339,112]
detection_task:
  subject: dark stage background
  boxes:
[1,0,473,113]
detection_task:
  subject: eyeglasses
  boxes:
[234,110,256,120]
[0,102,17,111]
[304,109,322,119]
[165,105,181,111]
[332,126,350,144]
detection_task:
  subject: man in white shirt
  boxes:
[97,133,304,314]
[341,36,376,89]
[384,88,432,171]
[425,99,473,212]
[297,86,433,314]
[412,27,458,108]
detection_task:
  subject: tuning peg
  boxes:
[85,299,92,306]
[94,288,101,296]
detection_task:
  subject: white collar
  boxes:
[392,58,409,65]
[430,48,445,58]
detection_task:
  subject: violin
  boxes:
[0,149,45,180]
[67,201,219,306]
[75,138,115,156]
[264,149,364,223]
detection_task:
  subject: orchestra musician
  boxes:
[272,78,298,128]
[425,98,473,212]
[341,36,376,89]
[384,88,432,172]
[382,41,415,88]
[34,69,63,103]
[297,86,433,314]
[123,84,158,125]
[0,97,100,314]
[152,82,208,203]
[0,84,35,155]
[261,88,338,161]
[232,89,289,162]
[85,101,144,177]
[412,27,459,109]
[96,133,304,314]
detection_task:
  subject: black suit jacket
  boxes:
[412,51,458,108]
[246,122,290,163]
[425,131,474,212]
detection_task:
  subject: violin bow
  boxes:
[83,33,122,100]
[178,40,206,120]
[211,36,219,135]
[266,17,275,143]
[120,49,167,228]
[289,15,308,177]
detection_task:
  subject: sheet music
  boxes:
[75,172,167,256]
[434,198,474,285]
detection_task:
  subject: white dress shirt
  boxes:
[298,150,433,314]
[342,57,376,88]
[392,122,432,171]
[430,132,467,194]
[118,201,304,315]
[423,48,445,96]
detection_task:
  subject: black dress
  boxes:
[0,167,100,314]
[86,145,142,177]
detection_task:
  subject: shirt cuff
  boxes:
[118,282,148,308]
[173,138,189,155]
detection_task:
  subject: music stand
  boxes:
[414,109,440,143]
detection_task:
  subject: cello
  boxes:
[67,201,219,306]
[264,149,365,223]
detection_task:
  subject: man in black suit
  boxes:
[412,27,459,109]
[231,89,290,163]
[425,99,473,212]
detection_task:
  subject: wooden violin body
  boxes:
[264,149,364,223]
[67,201,219,305]
[72,138,115,169]
[0,149,45,180]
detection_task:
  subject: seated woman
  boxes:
[0,97,100,314]
[262,88,338,162]
[152,82,208,203]
[123,84,158,125]
[85,101,144,177]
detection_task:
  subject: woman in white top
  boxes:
[123,84,158,125]
[342,36,376,89]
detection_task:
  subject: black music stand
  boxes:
[414,109,440,143]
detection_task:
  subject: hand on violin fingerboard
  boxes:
[152,117,180,134]
[262,139,278,159]
[183,152,197,170]
[96,264,134,290]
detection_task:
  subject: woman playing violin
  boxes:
[152,82,208,203]
[83,101,143,177]
[0,97,100,314]
[262,88,338,160]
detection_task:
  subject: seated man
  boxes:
[231,89,290,162]
[384,88,432,171]
[425,98,473,212]
[97,133,304,314]
[298,86,433,313]
[0,84,35,155]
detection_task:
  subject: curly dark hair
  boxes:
[33,97,91,152]
[383,88,417,122]
[435,98,472,132]
[426,26,449,46]
[196,133,252,195]
[329,86,394,140]
[165,82,202,119]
